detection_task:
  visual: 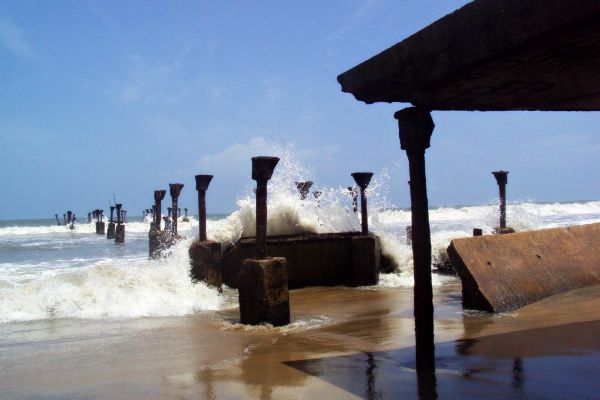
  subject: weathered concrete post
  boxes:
[395,107,435,370]
[492,171,513,234]
[95,209,105,235]
[351,172,373,235]
[195,175,213,241]
[115,203,125,244]
[107,206,116,240]
[238,156,290,326]
[189,174,222,287]
[169,184,184,237]
[66,211,73,225]
[347,186,358,213]
[55,214,60,226]
[295,181,313,200]
[149,190,166,258]
[349,173,379,286]
[183,208,189,222]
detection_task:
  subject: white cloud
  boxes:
[197,137,274,173]
[0,17,33,58]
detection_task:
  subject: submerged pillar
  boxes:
[115,203,125,244]
[295,181,313,200]
[190,174,222,287]
[107,206,116,240]
[395,107,435,370]
[95,209,105,235]
[238,156,290,326]
[351,172,373,235]
[55,214,60,226]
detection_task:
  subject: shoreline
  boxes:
[2,282,600,398]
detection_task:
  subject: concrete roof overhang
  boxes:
[337,0,600,111]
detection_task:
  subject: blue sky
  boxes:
[1,0,599,219]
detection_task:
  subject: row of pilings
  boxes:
[148,184,185,258]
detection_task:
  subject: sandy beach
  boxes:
[2,281,600,399]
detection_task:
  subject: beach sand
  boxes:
[1,281,600,399]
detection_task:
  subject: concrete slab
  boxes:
[447,223,600,312]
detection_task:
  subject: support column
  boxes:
[394,107,435,370]
[149,190,166,258]
[351,172,373,235]
[115,203,125,244]
[169,183,184,237]
[107,206,116,240]
[195,175,213,241]
[492,171,513,234]
[238,156,290,326]
[190,174,222,287]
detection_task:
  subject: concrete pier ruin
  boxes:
[95,209,105,235]
[188,174,222,287]
[106,206,116,240]
[447,223,600,313]
[114,203,125,244]
[238,156,290,326]
[149,190,166,258]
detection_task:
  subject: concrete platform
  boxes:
[447,222,600,312]
[215,232,381,289]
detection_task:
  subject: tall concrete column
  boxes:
[195,175,213,241]
[169,183,184,237]
[153,190,166,230]
[394,107,435,370]
[252,157,279,258]
[492,171,508,230]
[351,173,373,235]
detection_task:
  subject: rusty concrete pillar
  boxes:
[95,209,105,235]
[183,207,189,222]
[66,211,72,224]
[295,181,313,200]
[351,172,373,235]
[153,190,166,231]
[492,171,508,231]
[55,214,60,226]
[395,106,435,370]
[251,157,279,258]
[473,228,483,236]
[347,186,358,213]
[169,184,184,237]
[107,206,116,240]
[195,175,213,241]
[114,204,124,243]
[238,156,289,326]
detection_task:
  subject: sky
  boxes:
[1,0,599,219]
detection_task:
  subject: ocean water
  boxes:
[1,153,600,325]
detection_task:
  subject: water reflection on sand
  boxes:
[1,281,600,399]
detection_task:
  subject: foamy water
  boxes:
[1,149,600,323]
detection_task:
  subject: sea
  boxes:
[2,154,600,398]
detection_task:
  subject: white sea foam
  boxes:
[0,239,222,323]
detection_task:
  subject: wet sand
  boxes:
[1,280,600,399]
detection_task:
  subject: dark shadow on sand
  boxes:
[284,320,600,399]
